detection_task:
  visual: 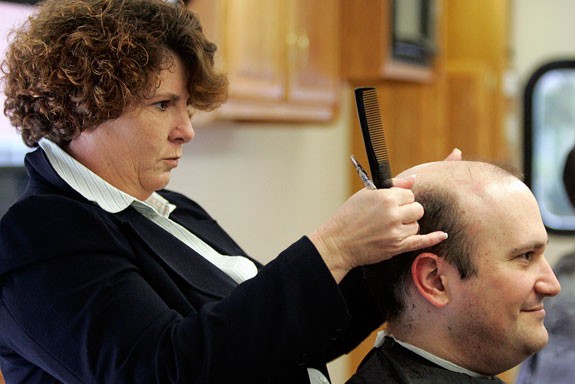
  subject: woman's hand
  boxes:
[309,149,460,283]
[309,176,447,283]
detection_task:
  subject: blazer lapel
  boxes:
[116,208,239,300]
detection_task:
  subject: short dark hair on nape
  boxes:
[365,186,476,321]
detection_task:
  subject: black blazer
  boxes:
[0,148,383,383]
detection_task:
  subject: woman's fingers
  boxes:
[444,148,462,161]
[400,231,448,253]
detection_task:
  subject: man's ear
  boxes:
[411,252,450,307]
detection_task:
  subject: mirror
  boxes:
[524,60,575,234]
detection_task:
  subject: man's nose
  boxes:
[536,257,561,297]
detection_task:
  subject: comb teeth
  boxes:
[355,87,393,188]
[360,88,388,160]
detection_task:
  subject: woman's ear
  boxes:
[411,252,451,307]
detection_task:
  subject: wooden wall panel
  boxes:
[444,62,492,159]
[349,81,448,194]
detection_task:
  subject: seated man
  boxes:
[348,160,561,383]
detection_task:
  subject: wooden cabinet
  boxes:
[221,0,285,101]
[285,1,340,106]
[341,0,438,83]
[188,0,340,123]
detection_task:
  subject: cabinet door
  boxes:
[188,0,339,122]
[285,0,340,105]
[221,0,285,101]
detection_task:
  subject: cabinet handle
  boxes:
[297,30,309,67]
[286,30,309,69]
[286,32,298,68]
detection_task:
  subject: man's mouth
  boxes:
[522,305,545,317]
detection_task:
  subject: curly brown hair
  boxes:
[1,0,228,147]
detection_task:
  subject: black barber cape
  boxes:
[347,337,505,384]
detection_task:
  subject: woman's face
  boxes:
[69,53,194,200]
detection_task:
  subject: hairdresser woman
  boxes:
[0,1,450,383]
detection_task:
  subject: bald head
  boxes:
[398,161,527,231]
[397,160,523,198]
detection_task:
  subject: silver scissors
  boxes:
[350,155,377,190]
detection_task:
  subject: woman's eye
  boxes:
[154,100,170,111]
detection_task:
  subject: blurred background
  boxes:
[1,1,574,383]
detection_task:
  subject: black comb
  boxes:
[354,87,393,188]
[354,87,395,317]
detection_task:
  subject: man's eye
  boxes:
[520,252,534,261]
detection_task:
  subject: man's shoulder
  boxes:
[347,341,439,384]
[347,339,506,384]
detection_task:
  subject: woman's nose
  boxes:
[171,108,195,143]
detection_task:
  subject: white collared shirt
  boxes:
[39,138,257,284]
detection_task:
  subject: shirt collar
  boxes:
[375,331,493,379]
[39,138,176,216]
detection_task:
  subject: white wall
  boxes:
[513,0,575,82]
[512,0,575,266]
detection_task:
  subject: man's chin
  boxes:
[524,326,549,355]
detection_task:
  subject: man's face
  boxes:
[446,178,561,375]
